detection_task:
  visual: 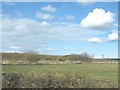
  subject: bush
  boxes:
[2,53,93,63]
[2,73,117,88]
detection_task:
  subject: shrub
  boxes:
[2,73,117,88]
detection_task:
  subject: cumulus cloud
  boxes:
[88,37,102,43]
[80,8,115,29]
[2,14,105,54]
[41,21,53,28]
[41,5,57,12]
[2,15,53,39]
[108,30,118,41]
[36,12,54,20]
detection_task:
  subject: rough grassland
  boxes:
[2,63,118,83]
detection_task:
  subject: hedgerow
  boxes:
[2,73,117,88]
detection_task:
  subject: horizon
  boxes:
[1,2,118,58]
[1,51,118,59]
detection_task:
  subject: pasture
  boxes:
[2,63,118,83]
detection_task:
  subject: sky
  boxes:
[1,2,118,58]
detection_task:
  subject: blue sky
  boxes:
[1,2,118,58]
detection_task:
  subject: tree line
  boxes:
[2,52,93,62]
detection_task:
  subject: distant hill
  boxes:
[2,52,92,61]
[1,53,118,64]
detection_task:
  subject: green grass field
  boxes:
[2,63,118,83]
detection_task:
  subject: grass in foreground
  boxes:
[2,63,118,83]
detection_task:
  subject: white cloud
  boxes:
[66,15,75,21]
[4,50,22,53]
[80,8,115,29]
[94,55,118,59]
[41,5,57,12]
[88,37,102,43]
[2,14,104,54]
[2,16,53,38]
[10,46,20,49]
[41,21,53,28]
[77,0,93,6]
[108,30,118,41]
[36,12,54,20]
